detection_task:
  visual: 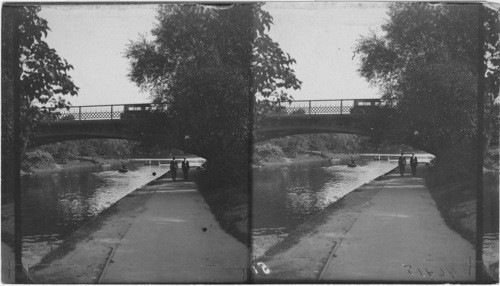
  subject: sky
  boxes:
[39,2,389,106]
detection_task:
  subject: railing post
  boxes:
[308,101,311,116]
[340,100,343,115]
[111,105,113,120]
[79,107,81,121]
[278,101,281,119]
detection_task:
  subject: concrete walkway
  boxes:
[320,167,475,282]
[99,178,248,283]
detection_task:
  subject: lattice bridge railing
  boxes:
[39,99,386,123]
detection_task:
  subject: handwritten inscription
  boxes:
[252,262,270,275]
[402,264,459,279]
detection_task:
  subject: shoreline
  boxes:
[253,166,479,282]
[253,152,362,168]
[25,170,170,282]
[28,168,249,283]
[21,158,129,175]
[253,164,496,281]
[253,166,397,281]
[254,166,397,261]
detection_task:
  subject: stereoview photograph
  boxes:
[1,1,499,283]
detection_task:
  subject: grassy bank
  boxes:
[192,172,249,246]
[254,151,361,168]
[424,169,476,245]
[22,157,130,174]
[423,146,499,246]
[25,159,95,174]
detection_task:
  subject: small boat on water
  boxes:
[119,163,128,173]
[101,162,111,167]
[347,163,357,168]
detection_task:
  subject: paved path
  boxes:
[100,178,248,283]
[320,167,475,282]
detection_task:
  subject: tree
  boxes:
[270,135,308,157]
[168,68,251,185]
[354,3,499,179]
[2,6,78,201]
[125,4,302,185]
[2,6,79,148]
[126,4,301,104]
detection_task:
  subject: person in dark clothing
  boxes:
[398,152,406,177]
[182,157,190,180]
[410,153,418,176]
[170,156,178,181]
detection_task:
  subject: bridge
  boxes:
[33,99,387,146]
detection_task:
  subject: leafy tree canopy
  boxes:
[125,3,301,104]
[125,4,302,185]
[2,5,79,201]
[354,3,499,178]
[2,6,79,147]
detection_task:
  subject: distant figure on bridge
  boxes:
[398,152,406,177]
[182,157,190,180]
[170,156,178,181]
[410,153,418,176]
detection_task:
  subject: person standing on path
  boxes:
[182,157,190,180]
[398,152,406,177]
[170,156,178,181]
[410,153,418,176]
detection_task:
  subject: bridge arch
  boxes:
[31,120,144,147]
[33,99,383,146]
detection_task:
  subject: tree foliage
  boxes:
[126,3,301,104]
[263,133,373,158]
[167,68,251,185]
[354,3,499,179]
[125,4,301,185]
[2,6,79,147]
[23,139,137,170]
[2,6,78,200]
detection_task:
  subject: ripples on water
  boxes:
[252,160,396,258]
[21,163,168,266]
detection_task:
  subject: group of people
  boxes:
[169,156,190,181]
[398,152,418,177]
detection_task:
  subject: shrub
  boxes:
[254,143,284,162]
[22,149,55,170]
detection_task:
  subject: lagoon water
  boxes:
[252,159,397,258]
